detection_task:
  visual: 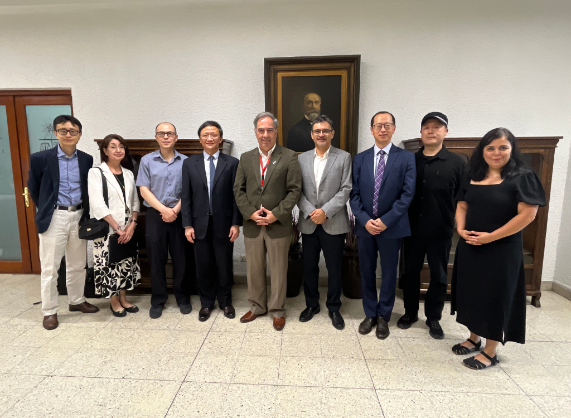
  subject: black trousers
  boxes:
[194,216,234,309]
[402,236,452,320]
[302,225,345,312]
[146,207,190,308]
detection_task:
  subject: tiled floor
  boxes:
[0,274,570,417]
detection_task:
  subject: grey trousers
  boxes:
[244,226,290,318]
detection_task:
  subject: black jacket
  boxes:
[27,146,93,234]
[181,152,242,240]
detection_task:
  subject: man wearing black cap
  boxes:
[397,112,466,339]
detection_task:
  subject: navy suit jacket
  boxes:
[27,146,93,234]
[181,152,243,241]
[350,145,416,239]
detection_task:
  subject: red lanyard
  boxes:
[260,154,270,186]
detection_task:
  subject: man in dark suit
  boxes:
[28,115,99,331]
[181,121,242,322]
[350,111,416,339]
[234,112,302,331]
[287,92,321,153]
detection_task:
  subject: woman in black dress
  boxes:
[451,128,546,370]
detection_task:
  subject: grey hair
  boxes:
[311,115,334,129]
[253,112,279,129]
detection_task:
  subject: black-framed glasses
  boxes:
[372,123,394,131]
[56,129,80,136]
[156,131,176,138]
[312,129,333,135]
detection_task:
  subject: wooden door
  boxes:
[0,96,31,273]
[0,90,73,274]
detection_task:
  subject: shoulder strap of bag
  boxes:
[97,167,109,208]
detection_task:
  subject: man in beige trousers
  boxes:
[234,112,302,331]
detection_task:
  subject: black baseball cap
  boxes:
[421,112,448,128]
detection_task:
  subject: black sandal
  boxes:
[452,338,481,355]
[463,351,499,370]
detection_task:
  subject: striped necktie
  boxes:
[372,150,386,217]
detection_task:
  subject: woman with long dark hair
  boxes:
[451,127,546,369]
[88,134,140,316]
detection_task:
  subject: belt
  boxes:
[55,203,83,211]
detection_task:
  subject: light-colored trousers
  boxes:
[244,226,290,318]
[39,209,87,316]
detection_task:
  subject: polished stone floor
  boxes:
[0,273,570,417]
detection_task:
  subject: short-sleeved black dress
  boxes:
[451,169,546,344]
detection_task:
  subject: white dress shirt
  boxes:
[374,142,393,175]
[203,150,220,192]
[314,146,330,199]
[258,143,277,178]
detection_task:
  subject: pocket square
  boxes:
[273,161,277,164]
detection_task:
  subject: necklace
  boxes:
[113,172,125,190]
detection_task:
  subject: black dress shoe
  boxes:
[329,311,345,330]
[299,305,320,322]
[358,317,377,335]
[149,306,163,319]
[110,304,127,317]
[376,318,390,339]
[199,307,212,322]
[179,303,193,315]
[397,312,419,329]
[426,319,444,339]
[223,306,236,319]
[120,303,139,314]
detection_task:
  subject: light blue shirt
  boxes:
[203,150,220,192]
[136,150,187,208]
[374,142,392,175]
[57,145,82,206]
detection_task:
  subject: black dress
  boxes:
[451,169,546,344]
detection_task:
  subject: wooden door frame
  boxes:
[13,92,73,274]
[0,96,32,273]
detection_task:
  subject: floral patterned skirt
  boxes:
[93,234,141,298]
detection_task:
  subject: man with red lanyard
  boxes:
[234,112,302,331]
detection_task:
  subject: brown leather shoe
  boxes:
[273,317,285,331]
[69,301,100,313]
[43,314,59,330]
[240,310,267,323]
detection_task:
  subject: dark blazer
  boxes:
[234,144,302,239]
[27,146,93,234]
[350,145,416,239]
[181,152,242,240]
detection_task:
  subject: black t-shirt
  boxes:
[407,146,467,239]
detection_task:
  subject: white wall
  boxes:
[1,0,570,280]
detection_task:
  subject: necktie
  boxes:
[372,150,386,217]
[209,155,215,214]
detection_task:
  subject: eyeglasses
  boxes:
[372,123,394,131]
[312,129,332,135]
[56,129,80,136]
[200,133,220,140]
[156,131,176,138]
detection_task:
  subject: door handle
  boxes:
[23,187,30,208]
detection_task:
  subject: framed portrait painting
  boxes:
[264,55,360,155]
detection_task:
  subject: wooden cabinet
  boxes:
[401,137,560,307]
[93,138,234,289]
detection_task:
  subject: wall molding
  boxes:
[553,281,571,301]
